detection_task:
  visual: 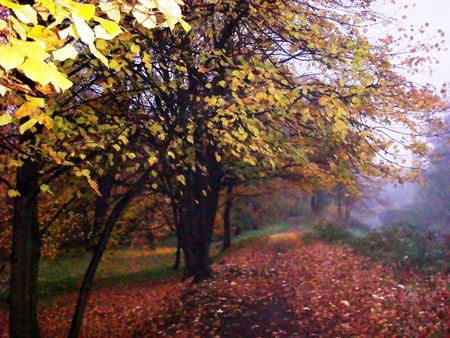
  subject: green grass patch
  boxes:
[38,247,181,302]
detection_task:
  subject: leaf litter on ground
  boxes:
[0,230,449,337]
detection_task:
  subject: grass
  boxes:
[33,221,291,301]
[37,247,180,302]
[215,221,291,254]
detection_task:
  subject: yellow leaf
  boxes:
[19,117,38,134]
[177,174,186,185]
[38,115,54,129]
[0,84,7,96]
[178,18,191,32]
[17,58,72,91]
[0,46,25,71]
[94,25,113,40]
[118,134,129,144]
[13,5,37,25]
[58,25,76,40]
[48,66,73,91]
[10,16,28,40]
[25,95,45,108]
[0,113,12,126]
[130,44,140,54]
[18,58,51,85]
[133,8,157,29]
[65,1,95,21]
[215,153,221,162]
[52,44,78,61]
[0,19,7,30]
[88,177,100,195]
[72,13,94,45]
[147,156,158,165]
[318,97,328,106]
[94,16,122,37]
[99,2,120,23]
[336,107,347,117]
[0,0,22,10]
[15,101,41,119]
[14,41,50,61]
[8,189,21,197]
[28,26,62,50]
[156,0,182,30]
[38,0,56,15]
[89,43,108,66]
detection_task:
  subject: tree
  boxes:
[94,0,444,282]
[0,0,188,337]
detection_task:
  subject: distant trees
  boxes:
[391,119,450,237]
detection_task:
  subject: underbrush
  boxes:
[303,221,450,275]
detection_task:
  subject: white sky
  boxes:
[386,0,450,87]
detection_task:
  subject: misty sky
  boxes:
[387,0,450,87]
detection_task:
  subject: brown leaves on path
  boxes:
[1,232,449,337]
[137,233,450,337]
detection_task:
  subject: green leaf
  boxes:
[40,184,54,196]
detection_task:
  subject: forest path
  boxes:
[1,227,448,337]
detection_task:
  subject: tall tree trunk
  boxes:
[10,147,41,338]
[68,171,148,338]
[222,182,234,251]
[179,152,221,283]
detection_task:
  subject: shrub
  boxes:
[303,221,355,245]
[303,221,450,275]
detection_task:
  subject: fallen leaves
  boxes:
[0,233,448,337]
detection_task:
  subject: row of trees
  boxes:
[0,0,447,337]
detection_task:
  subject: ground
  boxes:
[0,229,449,337]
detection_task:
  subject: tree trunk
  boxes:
[92,173,114,239]
[68,171,148,338]
[178,147,221,282]
[172,240,181,270]
[222,182,234,251]
[10,149,41,338]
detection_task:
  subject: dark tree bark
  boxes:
[9,133,41,338]
[172,239,181,270]
[92,172,114,239]
[222,182,234,251]
[177,144,222,283]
